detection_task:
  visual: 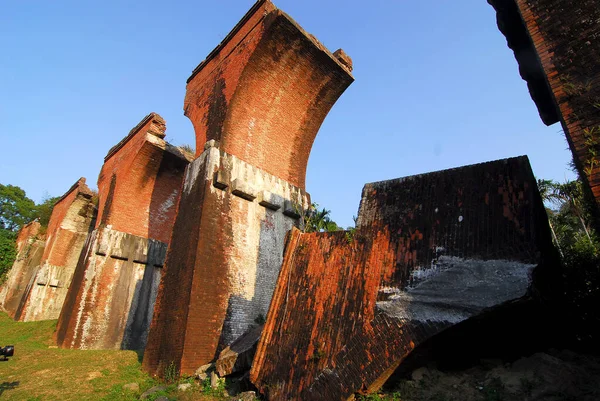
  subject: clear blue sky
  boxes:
[0,0,575,228]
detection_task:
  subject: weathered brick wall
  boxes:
[18,178,96,322]
[54,113,191,351]
[143,143,309,376]
[184,0,353,189]
[0,222,45,319]
[251,156,558,401]
[490,0,600,227]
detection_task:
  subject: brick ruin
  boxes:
[0,0,597,400]
[19,178,97,322]
[0,221,46,319]
[489,0,600,229]
[143,0,354,376]
[0,178,97,322]
[54,113,192,351]
[250,156,559,400]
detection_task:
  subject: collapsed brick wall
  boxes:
[18,178,96,322]
[489,0,600,228]
[251,156,558,401]
[0,222,45,319]
[143,0,353,377]
[143,143,309,376]
[55,113,191,351]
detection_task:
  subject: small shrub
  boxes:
[164,361,179,384]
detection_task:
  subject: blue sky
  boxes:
[0,0,574,228]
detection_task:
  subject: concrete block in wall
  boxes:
[258,191,282,211]
[214,170,230,190]
[283,200,301,219]
[232,179,257,201]
[55,227,167,352]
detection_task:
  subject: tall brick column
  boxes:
[55,113,192,352]
[17,178,97,322]
[143,0,353,376]
[489,0,600,229]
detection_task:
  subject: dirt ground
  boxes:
[371,349,600,401]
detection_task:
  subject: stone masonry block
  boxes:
[214,170,230,190]
[232,179,257,201]
[283,200,301,219]
[258,191,282,211]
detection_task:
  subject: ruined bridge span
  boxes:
[0,0,598,400]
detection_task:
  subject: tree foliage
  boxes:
[35,195,61,228]
[302,203,340,233]
[537,177,600,349]
[0,229,17,283]
[0,183,60,282]
[0,184,37,232]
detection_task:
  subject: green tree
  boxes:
[303,203,340,233]
[538,176,600,348]
[0,184,36,231]
[34,195,61,228]
[0,229,17,282]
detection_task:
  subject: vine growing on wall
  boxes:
[583,126,599,178]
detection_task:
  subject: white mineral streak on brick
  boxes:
[377,257,535,324]
[70,227,166,350]
[70,231,97,347]
[203,148,308,345]
[59,195,93,232]
[155,189,179,226]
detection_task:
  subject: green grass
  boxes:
[0,312,226,400]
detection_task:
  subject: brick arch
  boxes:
[184,0,353,189]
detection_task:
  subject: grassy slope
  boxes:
[0,312,223,401]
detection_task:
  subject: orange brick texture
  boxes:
[251,157,560,401]
[143,0,353,377]
[490,0,600,228]
[54,113,191,350]
[17,178,96,321]
[0,222,45,319]
[96,113,191,244]
[184,0,353,189]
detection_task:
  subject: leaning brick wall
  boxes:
[144,144,308,376]
[251,156,558,401]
